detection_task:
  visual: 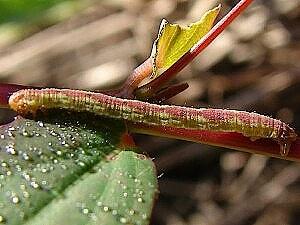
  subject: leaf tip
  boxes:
[150,4,221,78]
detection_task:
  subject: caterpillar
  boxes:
[9,88,297,156]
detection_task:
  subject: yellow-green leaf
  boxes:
[151,5,220,77]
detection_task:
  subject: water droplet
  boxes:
[134,178,140,184]
[30,181,39,189]
[137,197,143,203]
[22,172,30,181]
[77,161,85,167]
[6,171,12,176]
[10,192,20,204]
[103,206,109,212]
[129,209,135,215]
[96,201,102,207]
[280,142,291,157]
[22,153,30,161]
[82,208,89,214]
[120,217,127,223]
[0,215,5,223]
[37,121,44,127]
[11,196,19,204]
[61,141,69,147]
[7,131,13,137]
[112,210,118,215]
[21,129,33,137]
[23,191,30,198]
[123,192,128,197]
[142,213,147,220]
[6,144,16,155]
[41,168,48,173]
[15,164,22,172]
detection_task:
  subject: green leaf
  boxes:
[151,6,220,77]
[0,111,158,225]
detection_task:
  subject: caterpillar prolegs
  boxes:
[9,88,297,156]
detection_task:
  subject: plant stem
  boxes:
[115,58,153,98]
[135,0,253,99]
[147,83,189,102]
[129,123,300,162]
[0,83,32,107]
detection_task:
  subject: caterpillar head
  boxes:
[9,90,41,116]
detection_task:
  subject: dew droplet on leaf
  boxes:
[0,215,5,223]
[23,191,30,198]
[120,217,127,223]
[82,208,89,214]
[129,209,135,215]
[112,210,118,215]
[11,196,19,204]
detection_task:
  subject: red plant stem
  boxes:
[129,123,300,162]
[148,82,189,102]
[135,0,253,98]
[0,83,33,107]
[116,58,153,98]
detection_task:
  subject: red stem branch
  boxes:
[112,58,153,98]
[0,83,33,107]
[129,123,300,162]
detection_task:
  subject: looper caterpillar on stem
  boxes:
[9,88,297,157]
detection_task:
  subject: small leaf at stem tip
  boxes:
[151,5,220,78]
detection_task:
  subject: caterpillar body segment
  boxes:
[9,88,297,156]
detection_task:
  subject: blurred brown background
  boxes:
[0,0,300,224]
